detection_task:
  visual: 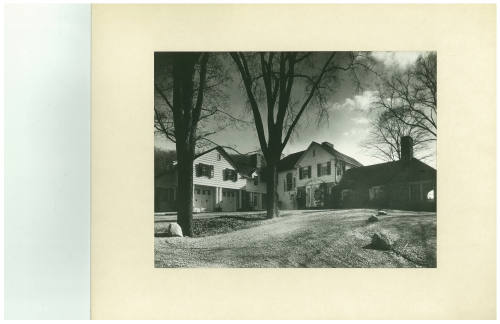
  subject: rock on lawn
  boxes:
[367,215,379,223]
[155,222,183,237]
[371,232,392,250]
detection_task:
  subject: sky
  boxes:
[155,51,436,168]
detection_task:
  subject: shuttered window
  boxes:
[299,166,311,179]
[317,162,332,177]
[196,163,214,178]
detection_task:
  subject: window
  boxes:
[217,153,221,161]
[317,162,331,177]
[253,175,259,185]
[299,166,311,179]
[196,163,214,178]
[223,191,226,197]
[286,172,293,191]
[207,190,211,196]
[313,149,316,157]
[369,186,384,200]
[336,161,344,176]
[196,189,200,194]
[223,168,237,182]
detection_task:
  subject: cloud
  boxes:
[332,90,376,112]
[352,116,370,125]
[370,51,425,69]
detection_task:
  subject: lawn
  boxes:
[155,209,436,268]
[192,214,268,237]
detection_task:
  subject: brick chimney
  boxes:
[400,136,414,162]
[322,141,334,150]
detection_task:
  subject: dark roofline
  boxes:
[339,157,436,188]
[278,150,305,171]
[345,157,436,173]
[293,141,363,168]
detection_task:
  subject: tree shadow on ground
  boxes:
[218,215,268,221]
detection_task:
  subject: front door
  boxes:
[297,187,306,209]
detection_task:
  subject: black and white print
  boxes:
[154,52,436,268]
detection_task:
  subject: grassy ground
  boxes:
[155,209,436,268]
[192,214,268,237]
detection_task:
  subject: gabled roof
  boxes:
[228,153,259,177]
[318,142,363,167]
[278,150,305,171]
[154,146,262,179]
[338,158,436,188]
[195,146,242,173]
[293,141,363,168]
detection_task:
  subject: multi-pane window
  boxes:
[223,168,237,182]
[317,162,331,177]
[195,163,214,178]
[299,166,311,179]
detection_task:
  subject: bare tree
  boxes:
[154,52,232,236]
[361,109,434,162]
[374,52,437,139]
[230,52,363,218]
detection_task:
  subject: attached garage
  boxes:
[194,185,215,212]
[221,189,238,211]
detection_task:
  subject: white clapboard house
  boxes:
[277,141,363,209]
[155,147,267,212]
[155,141,362,212]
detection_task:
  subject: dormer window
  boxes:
[223,168,237,182]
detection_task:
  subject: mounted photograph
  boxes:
[154,51,437,268]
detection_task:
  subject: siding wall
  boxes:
[295,144,355,187]
[193,149,248,189]
[277,144,359,209]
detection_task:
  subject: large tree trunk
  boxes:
[176,149,194,236]
[265,163,280,219]
[172,53,199,237]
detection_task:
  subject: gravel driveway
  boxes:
[155,209,436,268]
